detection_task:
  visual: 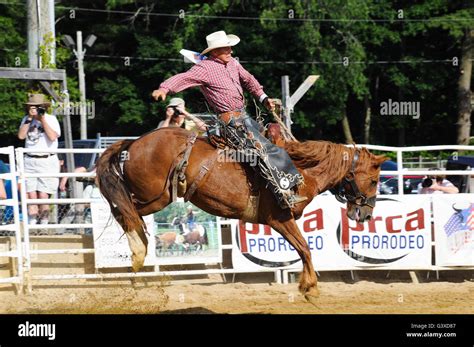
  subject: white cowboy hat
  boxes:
[201,30,240,55]
[167,97,185,108]
[24,93,51,107]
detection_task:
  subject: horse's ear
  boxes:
[374,155,389,166]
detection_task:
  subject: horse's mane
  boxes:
[284,140,357,180]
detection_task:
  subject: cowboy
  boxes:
[152,30,306,209]
[18,93,61,225]
[185,205,196,231]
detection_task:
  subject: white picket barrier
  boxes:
[15,147,102,291]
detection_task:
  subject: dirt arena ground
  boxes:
[0,271,473,314]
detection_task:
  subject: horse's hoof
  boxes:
[304,287,320,307]
[131,255,145,272]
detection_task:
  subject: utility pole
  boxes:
[46,0,56,65]
[27,0,39,68]
[27,0,56,68]
[76,31,87,139]
[63,31,96,140]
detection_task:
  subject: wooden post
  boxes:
[281,75,319,136]
[281,75,291,131]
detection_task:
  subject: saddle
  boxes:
[207,116,283,149]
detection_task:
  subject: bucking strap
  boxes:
[171,133,197,202]
[183,154,218,202]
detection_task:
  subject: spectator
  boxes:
[59,164,91,194]
[17,94,61,225]
[157,97,207,131]
[0,179,6,200]
[0,160,10,203]
[0,160,22,225]
[417,172,459,194]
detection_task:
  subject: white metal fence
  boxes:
[1,143,473,292]
[0,146,23,290]
[359,144,474,194]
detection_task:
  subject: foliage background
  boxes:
[0,0,472,148]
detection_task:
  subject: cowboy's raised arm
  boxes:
[235,60,275,110]
[152,64,209,101]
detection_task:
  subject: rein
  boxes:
[330,149,376,208]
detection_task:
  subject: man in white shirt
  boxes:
[18,94,61,225]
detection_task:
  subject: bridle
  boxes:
[330,149,377,208]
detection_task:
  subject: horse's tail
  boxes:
[95,140,147,246]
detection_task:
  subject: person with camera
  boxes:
[417,172,459,194]
[157,97,207,131]
[18,94,61,225]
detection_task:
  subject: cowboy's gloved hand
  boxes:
[264,97,277,112]
[152,88,168,101]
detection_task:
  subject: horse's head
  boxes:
[332,148,388,223]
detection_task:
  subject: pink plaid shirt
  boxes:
[160,57,266,113]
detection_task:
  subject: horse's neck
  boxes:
[303,146,354,195]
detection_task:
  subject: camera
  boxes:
[37,107,46,116]
[171,106,182,117]
[422,177,434,188]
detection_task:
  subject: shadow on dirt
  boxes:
[159,307,218,314]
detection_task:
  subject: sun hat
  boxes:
[25,93,51,107]
[167,97,185,108]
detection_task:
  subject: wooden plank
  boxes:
[289,75,320,108]
[0,67,65,81]
[39,81,64,103]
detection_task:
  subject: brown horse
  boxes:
[96,127,386,303]
[155,229,208,255]
[172,217,209,250]
[183,229,208,251]
[155,231,182,255]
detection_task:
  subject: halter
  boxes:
[330,149,377,208]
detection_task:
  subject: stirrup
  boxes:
[291,194,308,204]
[278,190,307,209]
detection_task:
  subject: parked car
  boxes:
[58,139,99,170]
[379,160,423,194]
[446,155,474,193]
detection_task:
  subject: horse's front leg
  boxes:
[269,217,319,305]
